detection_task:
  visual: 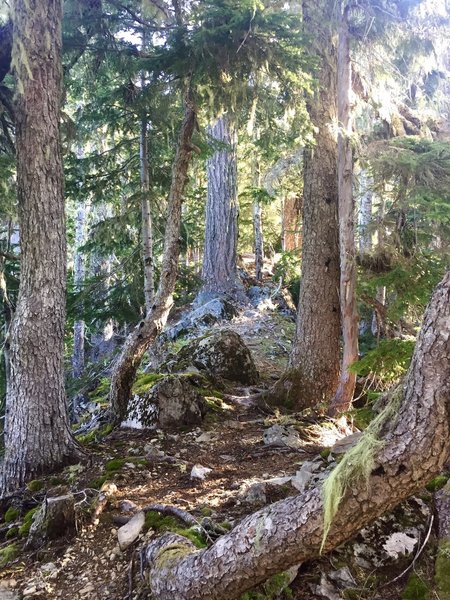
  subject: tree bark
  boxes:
[109,88,196,423]
[143,269,450,599]
[270,0,341,409]
[281,193,302,252]
[329,5,359,414]
[1,0,79,494]
[196,113,245,304]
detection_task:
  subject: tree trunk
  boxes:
[196,113,245,304]
[253,195,264,282]
[109,89,196,423]
[143,269,450,599]
[329,6,358,414]
[281,193,302,252]
[358,169,373,255]
[72,200,89,379]
[1,0,79,494]
[270,0,341,409]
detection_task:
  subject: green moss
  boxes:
[401,573,431,600]
[320,448,331,460]
[4,507,19,523]
[321,387,403,551]
[240,571,294,599]
[200,506,213,517]
[6,527,18,540]
[0,544,18,567]
[89,475,109,489]
[425,474,449,492]
[349,406,376,430]
[218,521,233,530]
[104,458,127,472]
[435,540,450,600]
[88,377,110,405]
[77,423,114,445]
[144,511,206,549]
[50,476,65,486]
[132,373,163,396]
[18,507,38,537]
[27,479,44,492]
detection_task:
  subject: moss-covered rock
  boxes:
[0,544,18,567]
[4,506,19,523]
[435,540,450,600]
[123,374,207,430]
[401,572,431,600]
[172,329,258,384]
[26,494,75,549]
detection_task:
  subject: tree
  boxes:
[271,0,341,409]
[109,86,197,422]
[329,3,359,414]
[196,112,245,304]
[1,0,79,494]
[142,268,450,599]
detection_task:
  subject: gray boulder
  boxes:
[122,375,206,430]
[165,298,239,341]
[26,494,76,549]
[172,329,258,384]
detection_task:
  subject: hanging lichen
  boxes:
[321,386,403,552]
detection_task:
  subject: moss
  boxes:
[401,573,431,600]
[104,458,127,473]
[77,423,114,445]
[321,387,403,551]
[27,479,44,492]
[88,377,110,405]
[425,474,449,492]
[50,476,65,486]
[240,571,294,599]
[0,544,18,567]
[132,373,164,396]
[6,527,18,540]
[18,507,38,537]
[89,475,109,490]
[435,540,450,600]
[4,507,19,523]
[154,542,194,569]
[219,521,233,530]
[320,448,331,460]
[144,511,206,549]
[349,406,376,430]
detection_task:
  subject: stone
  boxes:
[165,298,239,341]
[26,494,76,550]
[242,482,267,507]
[117,511,145,550]
[190,464,212,480]
[291,462,315,492]
[263,424,303,449]
[172,330,258,384]
[122,375,207,430]
[330,431,363,455]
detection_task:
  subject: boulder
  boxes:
[165,298,239,340]
[263,424,303,449]
[117,510,145,550]
[172,330,258,384]
[26,494,76,549]
[122,375,206,430]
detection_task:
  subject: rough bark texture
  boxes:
[281,193,302,252]
[143,269,450,599]
[270,0,341,409]
[329,7,358,414]
[109,89,196,422]
[1,0,79,494]
[196,114,245,304]
[358,169,373,255]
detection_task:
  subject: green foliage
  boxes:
[435,540,450,600]
[18,507,38,538]
[26,479,44,492]
[350,338,415,386]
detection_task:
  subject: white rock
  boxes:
[190,464,212,480]
[117,510,145,550]
[382,532,417,559]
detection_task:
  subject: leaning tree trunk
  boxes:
[1,0,79,494]
[270,0,341,409]
[196,113,245,304]
[329,6,358,414]
[143,269,450,599]
[109,89,196,423]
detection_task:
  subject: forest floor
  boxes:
[0,284,442,600]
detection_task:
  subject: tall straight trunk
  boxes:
[72,201,89,379]
[143,270,450,599]
[196,113,245,304]
[1,0,79,494]
[248,97,264,282]
[253,192,264,282]
[329,5,359,414]
[109,89,196,423]
[358,169,373,255]
[271,0,341,409]
[281,193,302,252]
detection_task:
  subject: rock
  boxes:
[248,285,296,315]
[166,298,239,340]
[312,574,342,600]
[195,432,216,443]
[330,431,363,455]
[263,424,303,449]
[382,532,417,559]
[122,375,206,430]
[26,494,76,550]
[291,462,315,492]
[190,464,212,480]
[117,510,145,550]
[172,330,258,384]
[242,482,267,507]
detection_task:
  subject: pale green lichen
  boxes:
[321,388,403,551]
[154,542,194,570]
